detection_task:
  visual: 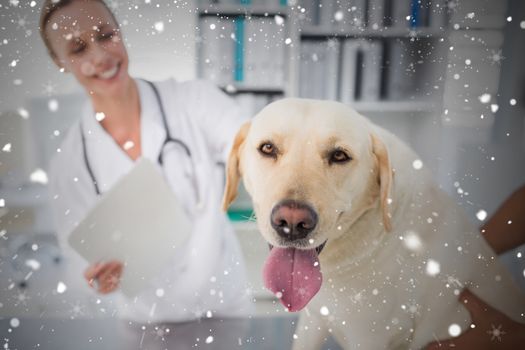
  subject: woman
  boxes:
[40,0,252,321]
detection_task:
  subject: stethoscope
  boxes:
[80,80,201,204]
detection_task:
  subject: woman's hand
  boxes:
[424,289,525,349]
[84,260,123,294]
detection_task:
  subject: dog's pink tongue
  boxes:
[263,247,322,312]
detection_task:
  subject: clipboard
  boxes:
[68,158,192,297]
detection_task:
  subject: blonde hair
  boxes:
[39,0,119,59]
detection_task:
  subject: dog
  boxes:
[222,98,525,349]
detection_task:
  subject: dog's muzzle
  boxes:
[270,199,318,241]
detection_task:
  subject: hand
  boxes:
[84,260,123,294]
[424,289,525,349]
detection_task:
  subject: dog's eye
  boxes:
[259,142,277,157]
[329,149,352,164]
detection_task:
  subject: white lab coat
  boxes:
[49,78,252,322]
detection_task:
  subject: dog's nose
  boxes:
[271,200,318,241]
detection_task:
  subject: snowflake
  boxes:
[443,275,463,289]
[350,289,366,305]
[297,287,308,296]
[69,24,83,40]
[487,324,505,341]
[13,290,29,306]
[42,81,57,96]
[403,300,420,317]
[16,15,27,30]
[68,302,86,319]
[327,39,338,50]
[192,307,205,319]
[487,50,505,65]
[151,325,170,341]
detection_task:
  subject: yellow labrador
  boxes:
[222,98,525,349]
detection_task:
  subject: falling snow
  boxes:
[403,231,423,252]
[154,21,164,33]
[17,108,29,119]
[48,99,59,112]
[30,169,48,184]
[412,159,423,170]
[56,281,67,294]
[0,1,522,349]
[476,210,487,221]
[274,15,285,26]
[95,112,106,121]
[320,306,330,316]
[478,93,491,104]
[426,259,440,276]
[448,323,461,337]
[123,140,135,150]
[487,324,506,341]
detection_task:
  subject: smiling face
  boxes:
[43,0,130,97]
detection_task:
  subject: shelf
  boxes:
[351,100,440,113]
[300,26,445,39]
[220,84,285,95]
[195,4,450,112]
[198,4,289,17]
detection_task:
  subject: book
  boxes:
[339,39,360,104]
[319,0,337,27]
[300,0,320,26]
[299,39,340,100]
[385,38,415,100]
[368,0,385,29]
[244,17,285,87]
[429,0,449,29]
[388,0,411,28]
[338,0,366,28]
[359,40,383,101]
[234,17,245,82]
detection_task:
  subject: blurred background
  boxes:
[0,0,524,325]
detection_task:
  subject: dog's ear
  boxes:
[371,133,393,232]
[222,121,251,211]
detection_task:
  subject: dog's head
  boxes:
[222,98,393,311]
